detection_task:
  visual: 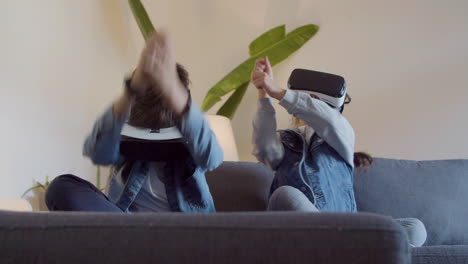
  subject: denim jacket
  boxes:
[83,102,223,213]
[253,90,357,212]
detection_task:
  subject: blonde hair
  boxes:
[291,115,303,128]
[290,116,374,169]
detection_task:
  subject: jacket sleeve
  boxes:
[178,102,224,172]
[83,105,127,166]
[252,97,285,170]
[279,90,355,167]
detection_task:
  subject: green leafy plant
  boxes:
[96,166,103,190]
[128,0,155,39]
[128,0,319,119]
[210,24,318,118]
[21,176,51,198]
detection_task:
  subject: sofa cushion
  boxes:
[206,161,273,211]
[354,158,468,246]
[412,245,468,264]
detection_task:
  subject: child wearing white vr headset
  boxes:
[251,57,427,247]
[46,32,223,213]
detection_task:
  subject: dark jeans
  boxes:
[46,174,122,212]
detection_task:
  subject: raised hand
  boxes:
[131,31,179,96]
[250,57,285,100]
[129,31,188,116]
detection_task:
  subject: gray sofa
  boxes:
[0,158,466,263]
[353,158,468,263]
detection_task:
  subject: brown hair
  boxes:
[354,152,373,169]
[128,63,190,130]
[291,116,302,128]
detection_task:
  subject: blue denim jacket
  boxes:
[83,102,223,213]
[253,90,357,212]
[273,130,356,212]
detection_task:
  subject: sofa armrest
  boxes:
[354,158,468,245]
[0,211,410,264]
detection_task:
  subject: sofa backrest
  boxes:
[206,162,273,212]
[354,158,468,246]
[207,159,468,246]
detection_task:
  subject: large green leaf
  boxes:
[96,166,101,190]
[249,25,285,57]
[201,24,319,111]
[217,25,286,119]
[128,0,156,40]
[215,82,249,119]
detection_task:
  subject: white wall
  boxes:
[0,0,135,199]
[1,0,468,198]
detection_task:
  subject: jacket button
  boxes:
[128,191,134,197]
[300,187,307,192]
[293,162,299,166]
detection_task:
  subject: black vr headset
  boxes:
[288,69,350,110]
[120,124,190,161]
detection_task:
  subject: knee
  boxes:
[268,186,317,212]
[398,218,427,247]
[45,174,80,210]
[270,186,303,203]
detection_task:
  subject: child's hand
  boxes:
[132,31,189,115]
[250,59,268,98]
[251,57,285,100]
[251,57,271,89]
[132,31,179,96]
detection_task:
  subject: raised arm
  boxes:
[178,102,223,171]
[251,57,355,167]
[278,90,355,167]
[141,31,223,171]
[251,58,285,169]
[83,32,165,165]
[82,91,134,165]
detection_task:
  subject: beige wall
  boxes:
[1,0,468,198]
[0,0,134,198]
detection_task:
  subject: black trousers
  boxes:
[46,174,123,212]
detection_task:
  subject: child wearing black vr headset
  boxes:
[45,32,223,213]
[251,57,427,247]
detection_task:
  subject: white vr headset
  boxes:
[288,69,347,109]
[120,124,190,161]
[121,124,183,141]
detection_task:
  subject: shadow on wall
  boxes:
[98,0,134,62]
